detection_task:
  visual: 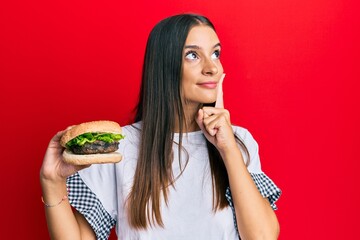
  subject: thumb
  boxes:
[196,109,206,132]
[196,109,214,138]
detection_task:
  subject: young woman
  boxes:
[40,14,281,240]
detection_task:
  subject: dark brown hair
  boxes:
[128,13,249,229]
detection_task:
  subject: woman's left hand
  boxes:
[196,74,237,153]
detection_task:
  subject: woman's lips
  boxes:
[197,82,218,89]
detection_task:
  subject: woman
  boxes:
[40,14,281,239]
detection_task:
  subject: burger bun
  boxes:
[60,120,122,147]
[60,120,123,165]
[62,149,122,165]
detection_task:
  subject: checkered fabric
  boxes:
[225,172,282,237]
[67,172,280,240]
[67,173,116,240]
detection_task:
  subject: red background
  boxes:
[1,0,359,239]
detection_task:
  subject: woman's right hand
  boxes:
[40,129,95,240]
[40,128,90,184]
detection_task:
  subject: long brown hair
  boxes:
[128,14,249,229]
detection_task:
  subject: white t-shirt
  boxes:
[68,122,281,240]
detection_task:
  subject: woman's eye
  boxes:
[185,51,198,60]
[211,50,221,59]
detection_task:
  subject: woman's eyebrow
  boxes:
[184,43,221,49]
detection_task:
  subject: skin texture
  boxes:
[40,24,279,240]
[40,129,95,239]
[178,25,224,132]
[183,26,279,239]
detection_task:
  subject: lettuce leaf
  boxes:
[66,132,125,148]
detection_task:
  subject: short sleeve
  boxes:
[67,162,118,239]
[67,173,116,239]
[233,126,262,173]
[225,127,281,239]
[230,126,282,209]
[250,172,281,209]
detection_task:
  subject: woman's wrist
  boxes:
[40,173,68,201]
[41,180,68,208]
[220,146,246,169]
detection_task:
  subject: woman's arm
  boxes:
[40,130,95,240]
[221,146,279,240]
[197,107,279,240]
[196,76,279,239]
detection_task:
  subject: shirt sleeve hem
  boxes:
[67,173,116,240]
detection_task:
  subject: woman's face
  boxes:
[181,25,224,106]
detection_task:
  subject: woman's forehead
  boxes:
[185,25,220,47]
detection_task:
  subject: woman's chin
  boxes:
[202,96,217,104]
[182,95,217,106]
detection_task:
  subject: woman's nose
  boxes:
[201,58,218,76]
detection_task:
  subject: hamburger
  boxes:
[60,120,125,165]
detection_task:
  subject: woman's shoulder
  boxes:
[232,125,256,143]
[117,122,141,161]
[121,122,142,140]
[231,125,262,172]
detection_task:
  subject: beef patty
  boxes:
[69,140,119,154]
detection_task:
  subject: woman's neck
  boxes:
[174,103,201,133]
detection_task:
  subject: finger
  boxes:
[203,110,210,119]
[59,163,92,179]
[215,73,225,109]
[203,114,221,136]
[202,113,219,126]
[206,124,218,137]
[202,107,229,117]
[196,109,205,131]
[48,124,76,149]
[52,130,65,142]
[196,109,212,138]
[48,130,66,149]
[50,124,76,145]
[200,109,221,137]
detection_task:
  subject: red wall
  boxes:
[1,0,359,239]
